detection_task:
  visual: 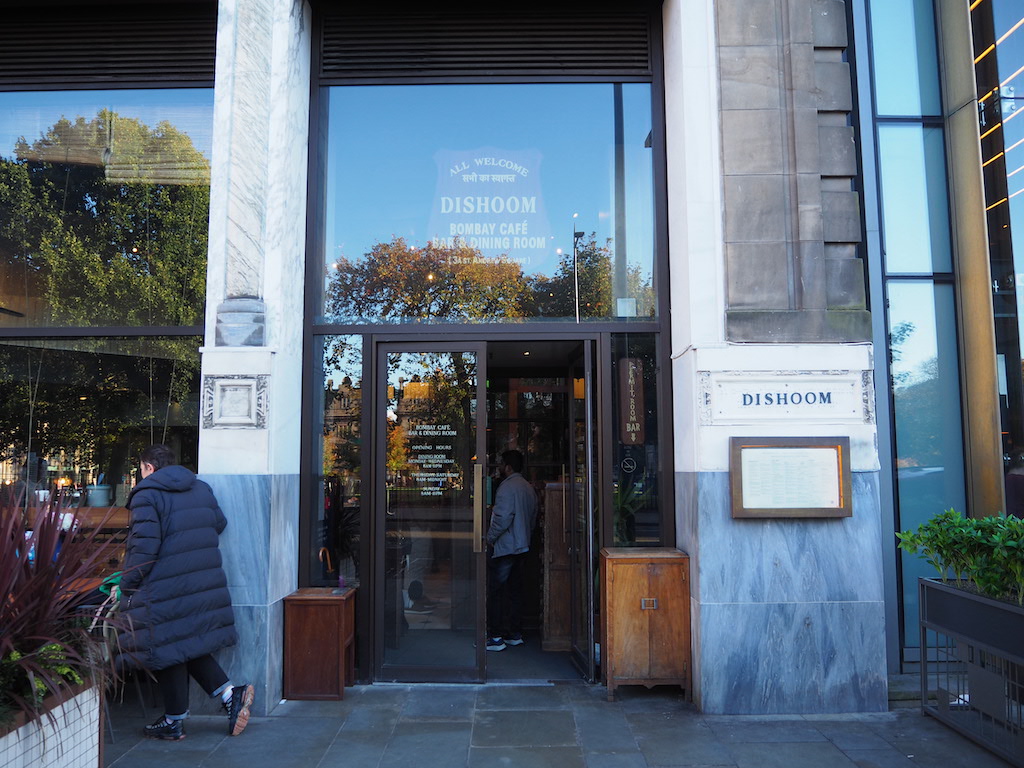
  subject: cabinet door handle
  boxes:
[641,598,658,610]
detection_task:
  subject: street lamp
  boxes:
[572,213,583,323]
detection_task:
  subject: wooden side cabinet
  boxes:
[600,547,690,701]
[283,587,356,700]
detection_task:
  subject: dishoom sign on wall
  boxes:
[428,148,554,272]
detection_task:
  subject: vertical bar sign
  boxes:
[619,358,645,444]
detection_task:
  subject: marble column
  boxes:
[195,0,311,716]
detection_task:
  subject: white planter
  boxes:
[0,685,101,768]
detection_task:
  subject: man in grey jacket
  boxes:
[485,449,537,651]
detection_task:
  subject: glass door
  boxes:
[376,342,487,681]
[569,339,599,679]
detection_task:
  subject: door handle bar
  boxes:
[473,463,483,553]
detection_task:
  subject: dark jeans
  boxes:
[487,552,526,638]
[156,654,230,717]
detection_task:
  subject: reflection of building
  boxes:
[2,0,1023,720]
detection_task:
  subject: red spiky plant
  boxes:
[0,495,122,728]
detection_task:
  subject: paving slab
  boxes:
[100,682,1019,768]
[468,745,586,768]
[726,740,858,768]
[472,709,578,747]
[476,684,570,710]
[378,720,473,768]
[403,687,477,721]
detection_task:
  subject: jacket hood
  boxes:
[129,465,197,499]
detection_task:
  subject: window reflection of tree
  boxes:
[0,109,210,327]
[323,235,654,323]
[0,338,199,494]
[0,107,209,496]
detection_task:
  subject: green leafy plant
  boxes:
[0,497,122,729]
[897,509,1024,606]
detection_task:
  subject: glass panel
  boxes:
[878,125,952,274]
[610,333,660,545]
[315,335,363,587]
[319,83,655,324]
[869,0,941,117]
[0,90,213,327]
[383,349,480,670]
[888,282,967,643]
[0,337,201,506]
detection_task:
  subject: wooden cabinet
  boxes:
[600,547,690,701]
[283,587,356,700]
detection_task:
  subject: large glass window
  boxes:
[317,83,655,324]
[887,282,967,638]
[868,0,941,117]
[0,85,212,507]
[0,90,213,328]
[315,335,364,587]
[867,0,965,658]
[610,333,661,545]
[877,125,951,273]
[0,337,201,505]
[973,1,1024,514]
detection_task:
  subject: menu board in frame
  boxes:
[729,436,852,518]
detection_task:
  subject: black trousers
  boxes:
[487,552,526,638]
[156,654,230,717]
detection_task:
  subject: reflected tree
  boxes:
[326,237,531,324]
[0,109,209,483]
[0,109,209,327]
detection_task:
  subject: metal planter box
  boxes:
[919,578,1024,766]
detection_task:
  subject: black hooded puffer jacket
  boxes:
[117,465,237,671]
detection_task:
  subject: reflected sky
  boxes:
[324,83,654,289]
[0,89,214,161]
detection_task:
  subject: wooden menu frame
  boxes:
[729,436,852,519]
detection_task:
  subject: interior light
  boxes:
[523,351,530,356]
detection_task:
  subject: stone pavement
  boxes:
[102,682,1015,768]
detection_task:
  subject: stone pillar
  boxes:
[196,0,310,716]
[718,0,869,342]
[664,0,887,713]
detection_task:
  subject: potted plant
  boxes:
[897,509,1024,767]
[0,496,121,767]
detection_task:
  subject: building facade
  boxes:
[0,0,1014,715]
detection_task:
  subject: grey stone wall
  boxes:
[718,0,869,342]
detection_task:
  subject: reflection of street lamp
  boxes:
[572,213,584,323]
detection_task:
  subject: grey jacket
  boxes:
[486,472,537,558]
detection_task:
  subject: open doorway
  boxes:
[482,340,595,682]
[372,337,599,683]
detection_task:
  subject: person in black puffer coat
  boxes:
[118,444,254,741]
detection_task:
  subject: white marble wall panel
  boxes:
[268,474,300,603]
[678,470,887,713]
[198,473,297,716]
[205,473,273,606]
[699,600,887,713]
[193,603,276,716]
[203,473,300,603]
[699,472,884,604]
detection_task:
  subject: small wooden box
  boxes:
[283,587,356,700]
[600,548,690,701]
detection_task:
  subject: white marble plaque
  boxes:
[700,371,872,425]
[202,374,269,429]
